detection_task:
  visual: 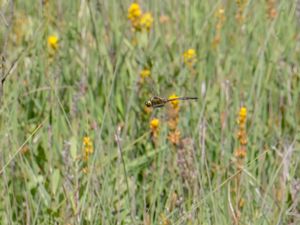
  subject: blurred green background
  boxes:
[0,0,299,224]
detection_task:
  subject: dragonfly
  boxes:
[145,96,198,108]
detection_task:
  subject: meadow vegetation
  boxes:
[0,0,299,224]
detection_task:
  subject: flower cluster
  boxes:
[168,94,179,109]
[232,106,248,223]
[48,35,59,50]
[235,0,247,23]
[266,0,277,20]
[182,48,196,68]
[235,107,247,162]
[140,68,151,81]
[150,118,160,145]
[167,94,181,146]
[128,3,142,30]
[83,136,93,161]
[47,35,59,57]
[140,12,154,31]
[212,7,226,47]
[128,3,153,32]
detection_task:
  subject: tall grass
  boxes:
[0,0,299,224]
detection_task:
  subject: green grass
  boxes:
[0,0,300,224]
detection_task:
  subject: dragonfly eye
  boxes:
[145,100,152,107]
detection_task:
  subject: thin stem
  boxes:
[115,125,136,225]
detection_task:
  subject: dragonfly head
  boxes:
[145,100,152,107]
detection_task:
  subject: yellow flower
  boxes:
[183,49,196,60]
[83,136,91,146]
[83,136,93,161]
[140,68,151,78]
[237,106,247,146]
[168,94,179,109]
[239,107,247,123]
[140,12,153,31]
[218,8,225,15]
[128,3,142,30]
[150,118,160,145]
[47,35,59,50]
[150,118,160,130]
[183,48,196,66]
[239,107,247,117]
[128,3,142,20]
[128,3,154,32]
[216,8,226,26]
[216,8,225,19]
